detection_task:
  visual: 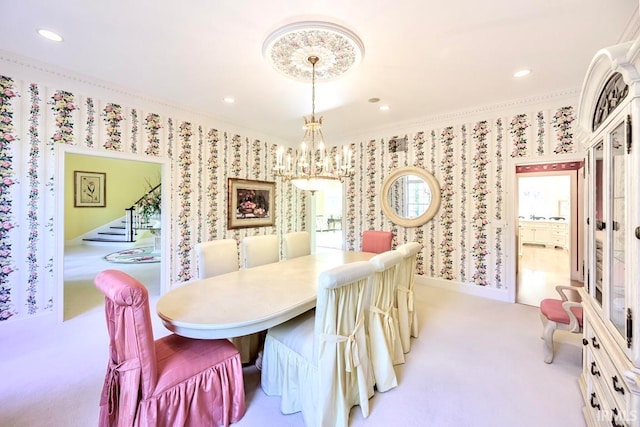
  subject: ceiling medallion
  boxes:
[262,21,365,81]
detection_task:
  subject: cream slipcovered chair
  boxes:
[395,242,421,353]
[540,285,583,363]
[361,230,393,254]
[367,250,404,392]
[95,269,246,427]
[195,239,239,278]
[261,261,376,427]
[195,238,261,364]
[282,231,311,259]
[241,234,279,268]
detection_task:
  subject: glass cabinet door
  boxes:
[608,122,626,337]
[592,141,604,307]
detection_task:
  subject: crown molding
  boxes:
[0,50,293,147]
[340,88,580,144]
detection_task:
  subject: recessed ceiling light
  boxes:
[379,105,390,111]
[223,96,235,104]
[514,69,531,78]
[37,29,63,42]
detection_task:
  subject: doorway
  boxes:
[61,150,169,320]
[515,162,584,307]
[314,186,343,251]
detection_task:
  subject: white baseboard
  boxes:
[415,275,512,302]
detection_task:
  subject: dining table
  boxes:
[156,250,375,339]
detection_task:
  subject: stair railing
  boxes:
[123,183,161,243]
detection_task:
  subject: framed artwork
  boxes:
[74,171,106,207]
[227,178,275,229]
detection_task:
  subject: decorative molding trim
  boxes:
[341,88,580,143]
[0,51,292,147]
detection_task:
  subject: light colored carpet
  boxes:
[0,247,585,427]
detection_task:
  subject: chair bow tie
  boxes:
[322,318,364,373]
[398,286,414,312]
[370,305,396,344]
[104,357,141,415]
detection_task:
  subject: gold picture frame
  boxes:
[74,171,106,207]
[227,178,275,229]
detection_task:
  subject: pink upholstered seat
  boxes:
[540,298,583,327]
[95,269,246,427]
[361,230,393,254]
[539,285,583,364]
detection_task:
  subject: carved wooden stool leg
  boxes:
[540,314,557,364]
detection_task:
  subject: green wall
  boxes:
[65,154,161,241]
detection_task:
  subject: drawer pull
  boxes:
[612,376,625,395]
[590,362,601,377]
[611,408,623,427]
[592,336,600,349]
[589,393,600,410]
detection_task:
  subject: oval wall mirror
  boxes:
[380,166,441,227]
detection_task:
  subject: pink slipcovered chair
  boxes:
[540,285,583,364]
[361,230,393,254]
[95,269,246,427]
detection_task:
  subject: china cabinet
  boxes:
[578,39,640,426]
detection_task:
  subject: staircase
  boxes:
[82,183,161,246]
[81,213,154,246]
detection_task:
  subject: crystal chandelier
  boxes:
[273,55,354,192]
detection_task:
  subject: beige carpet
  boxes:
[0,247,585,427]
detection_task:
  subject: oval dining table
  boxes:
[156,250,375,339]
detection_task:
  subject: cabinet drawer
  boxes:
[583,318,633,425]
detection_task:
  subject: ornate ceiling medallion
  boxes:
[262,21,365,82]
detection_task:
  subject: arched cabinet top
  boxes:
[577,39,640,142]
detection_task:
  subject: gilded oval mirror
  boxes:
[380,166,441,227]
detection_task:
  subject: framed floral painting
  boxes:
[227,178,275,229]
[74,171,106,207]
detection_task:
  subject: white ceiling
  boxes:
[2,1,638,145]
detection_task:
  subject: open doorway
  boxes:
[62,151,168,320]
[515,162,583,307]
[314,186,343,251]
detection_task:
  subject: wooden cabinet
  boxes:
[518,220,568,253]
[578,39,640,427]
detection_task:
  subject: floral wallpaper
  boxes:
[102,103,124,150]
[0,64,579,322]
[439,127,456,280]
[552,106,576,154]
[0,76,18,320]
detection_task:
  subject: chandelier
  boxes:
[264,21,363,192]
[273,56,353,192]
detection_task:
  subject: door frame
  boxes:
[56,144,171,322]
[506,155,584,303]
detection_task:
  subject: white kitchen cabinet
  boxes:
[518,220,568,253]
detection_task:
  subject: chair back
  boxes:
[314,261,375,424]
[94,269,157,424]
[396,242,421,290]
[283,231,311,259]
[241,234,279,268]
[195,239,239,278]
[361,230,393,253]
[368,250,405,385]
[395,242,422,352]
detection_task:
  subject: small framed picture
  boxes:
[227,178,275,229]
[74,171,106,207]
